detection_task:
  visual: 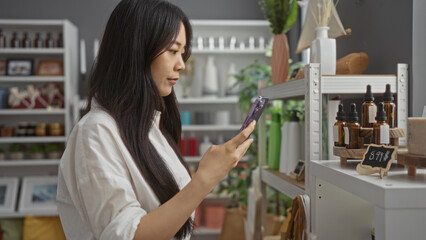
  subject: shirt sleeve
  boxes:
[73,118,146,240]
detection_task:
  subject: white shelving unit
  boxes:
[257,63,409,239]
[0,19,78,218]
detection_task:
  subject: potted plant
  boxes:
[45,143,63,159]
[29,144,45,159]
[0,147,5,160]
[9,143,25,160]
[258,0,298,84]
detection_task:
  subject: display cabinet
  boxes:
[0,19,78,218]
[257,63,409,239]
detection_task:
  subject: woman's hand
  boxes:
[193,120,256,191]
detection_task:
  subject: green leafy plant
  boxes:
[258,0,299,35]
[29,144,45,154]
[8,143,25,152]
[45,143,63,153]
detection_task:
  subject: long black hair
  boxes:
[85,0,193,238]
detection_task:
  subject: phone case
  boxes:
[239,96,269,132]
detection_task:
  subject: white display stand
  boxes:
[257,63,410,239]
[311,160,426,240]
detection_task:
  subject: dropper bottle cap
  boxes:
[347,103,359,122]
[375,102,387,121]
[364,85,374,101]
[290,110,300,122]
[336,104,346,121]
[383,84,394,101]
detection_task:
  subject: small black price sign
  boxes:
[358,144,397,176]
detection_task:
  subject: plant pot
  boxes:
[30,153,45,159]
[47,151,62,159]
[204,204,225,229]
[219,206,247,240]
[271,34,289,85]
[10,152,24,160]
[310,26,336,75]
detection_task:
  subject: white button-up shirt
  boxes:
[57,103,192,240]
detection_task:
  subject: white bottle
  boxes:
[199,135,212,156]
[279,121,289,174]
[286,111,301,175]
[203,55,219,96]
[226,62,239,96]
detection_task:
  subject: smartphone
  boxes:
[239,96,269,133]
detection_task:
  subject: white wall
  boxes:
[412,0,426,117]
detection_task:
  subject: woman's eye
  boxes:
[169,50,178,54]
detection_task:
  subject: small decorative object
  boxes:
[6,59,33,76]
[259,0,298,84]
[290,160,305,181]
[45,32,54,48]
[225,62,239,96]
[45,143,63,159]
[336,52,369,74]
[8,143,25,160]
[18,176,58,213]
[22,32,31,48]
[29,144,45,159]
[43,83,64,108]
[48,123,63,136]
[179,58,194,98]
[35,123,47,136]
[202,55,219,96]
[37,60,63,76]
[0,59,6,75]
[310,26,336,75]
[0,177,19,213]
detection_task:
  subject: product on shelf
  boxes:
[407,117,426,156]
[333,103,346,147]
[268,112,281,170]
[8,143,25,160]
[45,32,54,48]
[22,32,31,48]
[57,33,63,48]
[345,103,361,149]
[202,55,219,96]
[0,28,6,48]
[279,110,301,175]
[48,123,63,136]
[34,32,43,48]
[373,103,390,145]
[10,32,20,48]
[361,85,377,128]
[199,135,212,156]
[383,84,396,128]
[35,123,47,136]
[188,135,198,157]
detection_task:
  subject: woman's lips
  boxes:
[168,78,178,85]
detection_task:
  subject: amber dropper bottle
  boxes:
[362,85,377,128]
[346,103,361,149]
[334,104,346,147]
[383,84,396,128]
[373,102,390,145]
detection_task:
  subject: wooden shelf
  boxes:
[261,167,305,199]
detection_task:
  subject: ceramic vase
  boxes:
[310,26,336,75]
[203,55,219,96]
[271,34,289,85]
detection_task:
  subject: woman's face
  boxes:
[151,23,186,97]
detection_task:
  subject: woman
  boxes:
[56,0,255,239]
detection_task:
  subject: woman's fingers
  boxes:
[236,138,254,158]
[226,120,256,149]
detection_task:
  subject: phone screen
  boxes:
[239,96,269,133]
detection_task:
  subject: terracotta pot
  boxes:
[271,34,290,85]
[204,204,225,229]
[219,206,247,240]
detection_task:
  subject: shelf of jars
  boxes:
[0,48,64,54]
[0,76,65,82]
[0,159,60,167]
[0,136,66,143]
[0,109,65,115]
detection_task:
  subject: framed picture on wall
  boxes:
[37,60,64,76]
[0,177,19,213]
[18,176,58,213]
[6,59,33,76]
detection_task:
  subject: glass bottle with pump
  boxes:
[383,84,396,128]
[345,103,361,149]
[373,102,390,145]
[362,85,377,128]
[334,104,346,147]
